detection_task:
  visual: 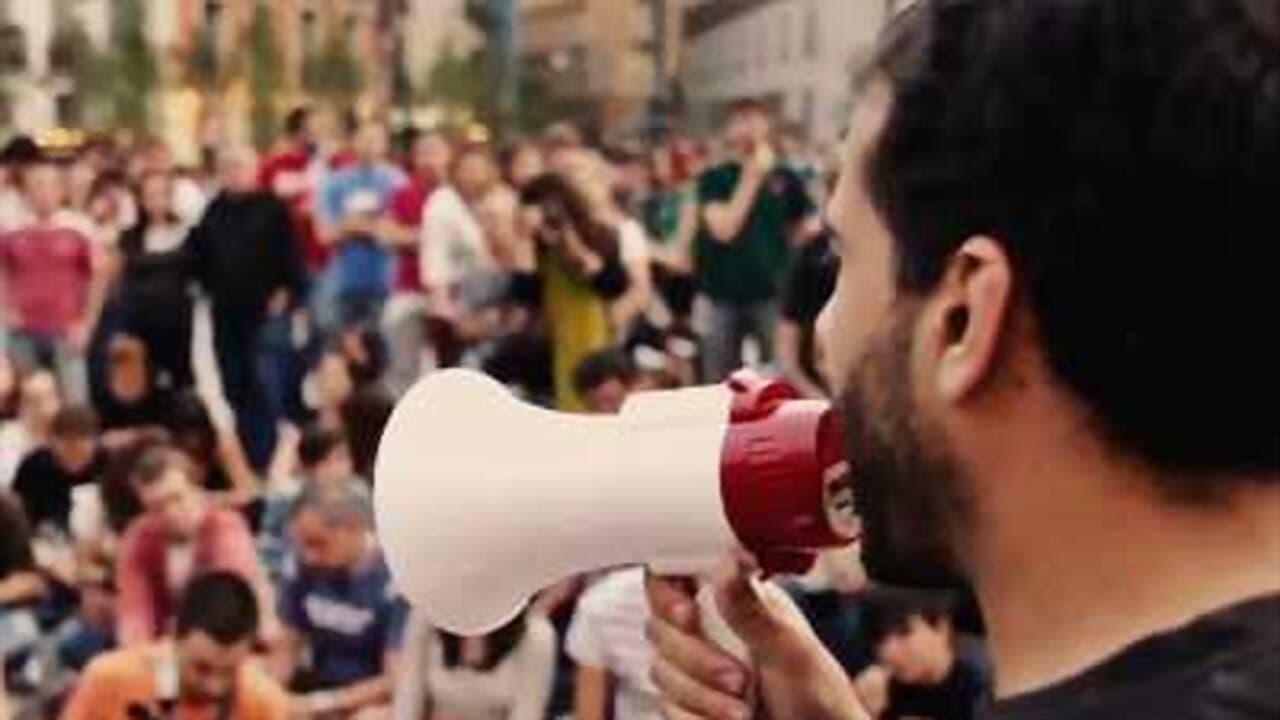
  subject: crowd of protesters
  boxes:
[0,98,987,720]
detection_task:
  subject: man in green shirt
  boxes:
[695,99,821,381]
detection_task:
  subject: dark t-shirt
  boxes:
[992,594,1280,720]
[695,162,815,304]
[781,232,839,388]
[0,489,35,581]
[98,388,175,432]
[12,447,106,532]
[888,659,987,720]
[278,552,409,688]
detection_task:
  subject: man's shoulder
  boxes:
[994,593,1280,720]
[81,646,151,686]
[238,663,290,720]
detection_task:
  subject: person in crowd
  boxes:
[84,169,138,248]
[776,227,838,398]
[0,159,111,403]
[316,123,407,333]
[115,447,265,646]
[571,349,636,416]
[516,171,630,411]
[852,588,988,720]
[394,611,556,720]
[645,2,1280,719]
[261,106,326,273]
[0,354,16,422]
[274,482,405,720]
[0,369,61,487]
[12,405,104,534]
[188,145,307,471]
[166,391,261,517]
[502,142,545,192]
[382,129,450,391]
[117,169,196,390]
[0,136,39,233]
[640,143,699,333]
[95,336,175,442]
[306,348,356,431]
[339,385,395,483]
[693,98,820,381]
[0,489,45,670]
[419,144,512,368]
[555,151,654,342]
[61,571,288,720]
[257,424,354,586]
[567,568,662,720]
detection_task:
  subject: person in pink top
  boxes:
[115,446,267,647]
[0,160,109,403]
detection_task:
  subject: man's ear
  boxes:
[928,237,1014,403]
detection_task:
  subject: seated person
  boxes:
[0,489,45,668]
[96,335,175,446]
[853,587,990,720]
[0,368,62,488]
[275,482,406,719]
[12,405,105,535]
[394,610,556,720]
[115,447,265,646]
[257,424,355,585]
[61,571,288,720]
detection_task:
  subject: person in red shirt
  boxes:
[115,447,268,647]
[0,160,109,403]
[382,130,452,392]
[260,106,324,271]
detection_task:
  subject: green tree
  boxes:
[304,27,360,111]
[108,0,157,134]
[49,19,114,127]
[248,2,282,148]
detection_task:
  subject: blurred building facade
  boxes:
[680,0,893,143]
[0,0,474,151]
[519,0,691,140]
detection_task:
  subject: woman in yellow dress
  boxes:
[516,161,630,411]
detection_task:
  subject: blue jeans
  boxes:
[336,288,388,332]
[5,330,89,404]
[699,298,779,382]
[212,307,292,471]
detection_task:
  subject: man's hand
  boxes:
[645,549,871,720]
[290,692,337,719]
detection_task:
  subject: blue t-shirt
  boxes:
[318,164,405,293]
[279,551,409,688]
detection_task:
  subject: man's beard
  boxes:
[838,305,974,591]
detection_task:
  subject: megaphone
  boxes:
[374,368,857,637]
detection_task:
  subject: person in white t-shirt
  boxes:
[566,567,664,720]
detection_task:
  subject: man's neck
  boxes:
[969,428,1280,699]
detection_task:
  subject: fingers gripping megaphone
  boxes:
[373,368,857,642]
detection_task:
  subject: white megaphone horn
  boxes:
[373,368,858,638]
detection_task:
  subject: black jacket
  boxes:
[187,191,307,314]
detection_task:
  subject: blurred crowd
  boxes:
[1,99,987,720]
